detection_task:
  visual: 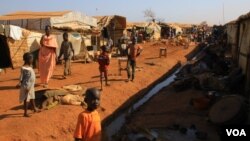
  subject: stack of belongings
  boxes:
[34,85,86,110]
[173,42,244,93]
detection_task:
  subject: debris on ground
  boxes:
[110,28,248,141]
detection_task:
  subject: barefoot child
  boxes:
[17,52,39,117]
[97,46,110,90]
[58,32,75,79]
[126,36,143,82]
[74,88,101,141]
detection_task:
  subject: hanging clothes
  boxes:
[5,25,23,40]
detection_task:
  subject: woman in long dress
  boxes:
[39,25,58,88]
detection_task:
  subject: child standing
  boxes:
[17,52,39,117]
[126,36,143,82]
[97,46,110,90]
[58,32,75,79]
[74,88,102,141]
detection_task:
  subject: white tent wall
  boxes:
[169,24,183,34]
[147,22,161,40]
[51,11,97,27]
[70,33,82,55]
[83,35,92,47]
[175,27,183,34]
[55,32,82,56]
[27,32,43,52]
[0,11,97,30]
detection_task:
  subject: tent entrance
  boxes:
[0,35,12,68]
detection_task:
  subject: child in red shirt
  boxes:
[98,46,110,90]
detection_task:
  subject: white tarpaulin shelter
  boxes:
[169,24,183,34]
[0,11,97,30]
[146,22,161,40]
[55,32,82,56]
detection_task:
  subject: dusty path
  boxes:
[0,41,195,141]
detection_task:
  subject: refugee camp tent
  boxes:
[0,11,98,68]
[159,23,172,38]
[0,11,97,30]
[95,15,126,47]
[146,21,161,40]
[169,24,183,34]
[236,12,250,94]
[0,25,43,68]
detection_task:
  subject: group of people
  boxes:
[16,25,75,115]
[17,25,143,140]
[97,35,143,90]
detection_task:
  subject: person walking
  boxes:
[39,25,58,88]
[58,32,75,79]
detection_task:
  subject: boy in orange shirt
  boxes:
[74,88,101,141]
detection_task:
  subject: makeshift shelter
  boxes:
[237,12,250,94]
[146,21,161,40]
[225,11,250,94]
[169,24,183,35]
[225,20,238,62]
[159,23,171,39]
[0,25,42,68]
[0,11,97,30]
[0,11,98,68]
[95,15,126,47]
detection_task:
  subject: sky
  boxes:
[0,0,249,25]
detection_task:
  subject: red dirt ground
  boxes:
[0,41,195,141]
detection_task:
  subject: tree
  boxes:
[143,9,156,21]
[143,9,165,23]
[156,18,165,23]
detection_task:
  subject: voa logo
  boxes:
[226,129,246,136]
